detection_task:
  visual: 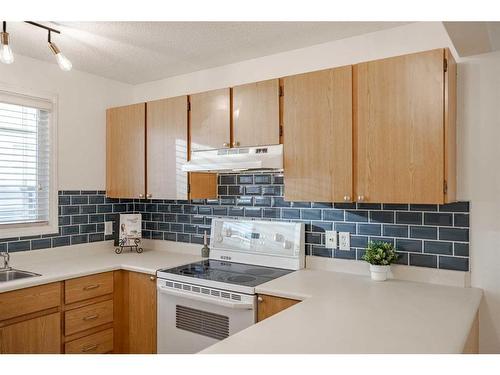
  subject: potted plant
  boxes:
[362,241,399,281]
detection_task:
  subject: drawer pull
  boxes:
[82,344,98,352]
[83,284,100,291]
[83,314,99,321]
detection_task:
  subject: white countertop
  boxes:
[0,240,202,293]
[1,241,482,354]
[201,268,482,354]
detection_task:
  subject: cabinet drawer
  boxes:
[65,328,113,354]
[65,300,113,336]
[0,282,61,321]
[65,272,113,304]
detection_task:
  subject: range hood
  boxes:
[182,144,283,172]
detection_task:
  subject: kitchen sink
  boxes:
[0,269,41,282]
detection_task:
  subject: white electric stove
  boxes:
[156,218,304,354]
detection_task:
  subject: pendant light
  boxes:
[0,21,14,64]
[47,30,72,71]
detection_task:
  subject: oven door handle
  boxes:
[157,286,254,310]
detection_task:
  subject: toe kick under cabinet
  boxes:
[0,270,157,354]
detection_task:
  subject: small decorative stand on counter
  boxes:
[115,237,143,254]
[115,213,143,254]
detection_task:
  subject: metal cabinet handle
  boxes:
[343,195,351,202]
[150,276,155,281]
[82,344,98,352]
[257,296,263,302]
[357,195,365,202]
[146,193,152,199]
[223,142,229,147]
[83,284,100,291]
[139,193,144,199]
[83,314,99,321]
[233,141,240,147]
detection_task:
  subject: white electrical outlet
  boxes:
[325,230,337,249]
[104,221,113,236]
[339,232,351,251]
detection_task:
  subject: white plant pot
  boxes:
[369,264,390,281]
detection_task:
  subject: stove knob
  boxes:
[273,233,283,242]
[282,240,291,249]
[216,235,223,243]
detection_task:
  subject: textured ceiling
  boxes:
[6,22,409,84]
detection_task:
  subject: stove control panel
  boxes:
[210,218,304,266]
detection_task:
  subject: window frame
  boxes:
[0,83,58,239]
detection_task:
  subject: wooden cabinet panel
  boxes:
[0,282,61,321]
[0,312,61,354]
[189,172,217,200]
[283,66,353,202]
[147,96,189,200]
[65,300,113,336]
[444,49,457,203]
[106,103,146,199]
[233,79,280,147]
[65,328,113,354]
[190,88,230,151]
[127,272,157,354]
[355,49,446,203]
[257,294,300,322]
[65,272,113,305]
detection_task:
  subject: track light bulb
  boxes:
[0,31,14,64]
[48,42,72,71]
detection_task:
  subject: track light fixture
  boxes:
[0,21,72,71]
[47,30,72,71]
[0,21,14,64]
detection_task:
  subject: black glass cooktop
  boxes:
[158,259,292,287]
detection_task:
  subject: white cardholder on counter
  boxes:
[115,213,143,254]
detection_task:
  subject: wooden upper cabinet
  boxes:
[190,88,230,151]
[232,79,280,147]
[283,66,353,202]
[355,48,455,204]
[106,103,146,199]
[147,96,189,200]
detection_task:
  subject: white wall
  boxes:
[131,21,500,353]
[133,22,456,101]
[458,51,500,353]
[0,54,133,190]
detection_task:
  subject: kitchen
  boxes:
[0,1,499,374]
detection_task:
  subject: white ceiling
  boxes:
[443,22,500,57]
[5,22,409,84]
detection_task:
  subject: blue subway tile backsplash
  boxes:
[0,172,470,271]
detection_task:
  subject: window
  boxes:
[0,87,57,238]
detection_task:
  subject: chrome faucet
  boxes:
[0,251,10,271]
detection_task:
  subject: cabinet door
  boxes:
[106,103,146,199]
[232,79,280,147]
[128,272,156,354]
[190,88,230,151]
[147,96,189,200]
[257,294,300,322]
[355,49,445,203]
[283,66,353,202]
[0,312,61,354]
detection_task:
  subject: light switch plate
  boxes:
[104,221,113,236]
[339,232,351,251]
[325,230,337,249]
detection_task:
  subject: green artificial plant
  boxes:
[362,241,399,266]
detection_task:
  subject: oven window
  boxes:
[176,305,229,340]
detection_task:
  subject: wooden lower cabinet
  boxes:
[257,294,300,322]
[0,271,157,354]
[65,328,113,354]
[114,270,157,354]
[0,312,61,354]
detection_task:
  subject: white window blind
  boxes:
[0,92,52,226]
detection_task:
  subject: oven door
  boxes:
[157,280,256,354]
